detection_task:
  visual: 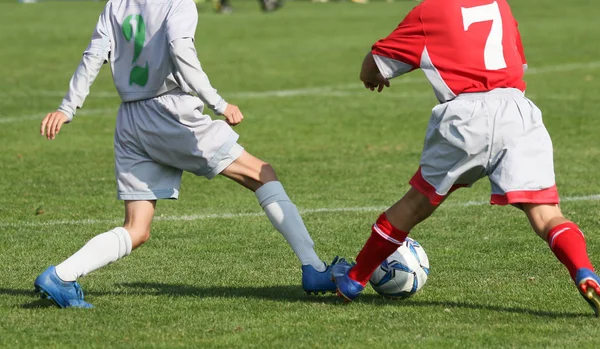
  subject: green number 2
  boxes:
[122,14,149,87]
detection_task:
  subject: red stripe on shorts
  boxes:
[490,185,559,205]
[409,167,467,206]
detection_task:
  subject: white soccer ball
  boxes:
[369,237,430,298]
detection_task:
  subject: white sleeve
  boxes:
[85,7,112,62]
[372,54,414,80]
[166,0,198,42]
[170,38,228,115]
[58,7,111,122]
[58,53,106,122]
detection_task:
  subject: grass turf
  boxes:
[1,0,600,348]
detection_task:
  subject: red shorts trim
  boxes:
[409,167,467,206]
[490,185,560,206]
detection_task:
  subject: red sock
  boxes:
[348,213,410,286]
[548,222,594,280]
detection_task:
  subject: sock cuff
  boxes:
[372,213,408,245]
[548,221,583,248]
[255,181,290,208]
[112,227,133,256]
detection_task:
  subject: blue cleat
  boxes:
[331,259,364,302]
[575,268,600,317]
[302,257,339,295]
[34,266,93,309]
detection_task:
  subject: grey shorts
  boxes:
[410,88,559,206]
[114,91,243,201]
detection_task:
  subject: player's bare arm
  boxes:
[360,53,389,92]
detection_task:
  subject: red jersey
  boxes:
[371,0,527,102]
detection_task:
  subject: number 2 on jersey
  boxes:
[461,1,507,71]
[122,14,149,87]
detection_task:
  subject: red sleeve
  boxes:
[371,5,425,68]
[515,20,527,65]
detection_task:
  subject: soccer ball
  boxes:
[369,237,430,298]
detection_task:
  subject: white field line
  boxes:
[4,60,600,101]
[1,90,593,125]
[2,61,599,123]
[1,194,599,229]
[2,88,592,125]
[0,108,116,124]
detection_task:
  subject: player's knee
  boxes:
[221,153,279,191]
[125,226,151,249]
[257,162,277,185]
[240,160,277,184]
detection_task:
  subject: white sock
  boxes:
[255,181,326,272]
[55,227,133,282]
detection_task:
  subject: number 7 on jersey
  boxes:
[461,1,507,71]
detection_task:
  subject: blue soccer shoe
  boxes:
[302,257,339,295]
[331,259,364,302]
[575,268,600,317]
[34,266,93,309]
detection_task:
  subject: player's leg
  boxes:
[34,200,155,308]
[143,93,336,293]
[55,200,155,280]
[33,99,182,309]
[220,150,337,294]
[219,149,277,191]
[523,203,600,316]
[488,90,599,315]
[332,186,441,301]
[333,97,489,301]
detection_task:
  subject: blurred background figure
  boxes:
[312,0,369,3]
[208,0,283,13]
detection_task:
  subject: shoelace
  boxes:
[330,256,340,266]
[334,257,356,267]
[73,282,85,300]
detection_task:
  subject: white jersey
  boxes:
[87,0,198,102]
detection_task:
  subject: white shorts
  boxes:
[410,88,559,206]
[114,90,243,201]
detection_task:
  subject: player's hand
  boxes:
[362,73,390,93]
[222,104,244,126]
[40,111,69,140]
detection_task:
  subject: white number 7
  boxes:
[462,1,507,70]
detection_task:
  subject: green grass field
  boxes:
[1,0,600,347]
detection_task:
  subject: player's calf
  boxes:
[524,205,599,315]
[221,149,333,290]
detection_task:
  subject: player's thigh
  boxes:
[115,103,183,201]
[487,97,558,206]
[134,94,243,180]
[413,99,489,205]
